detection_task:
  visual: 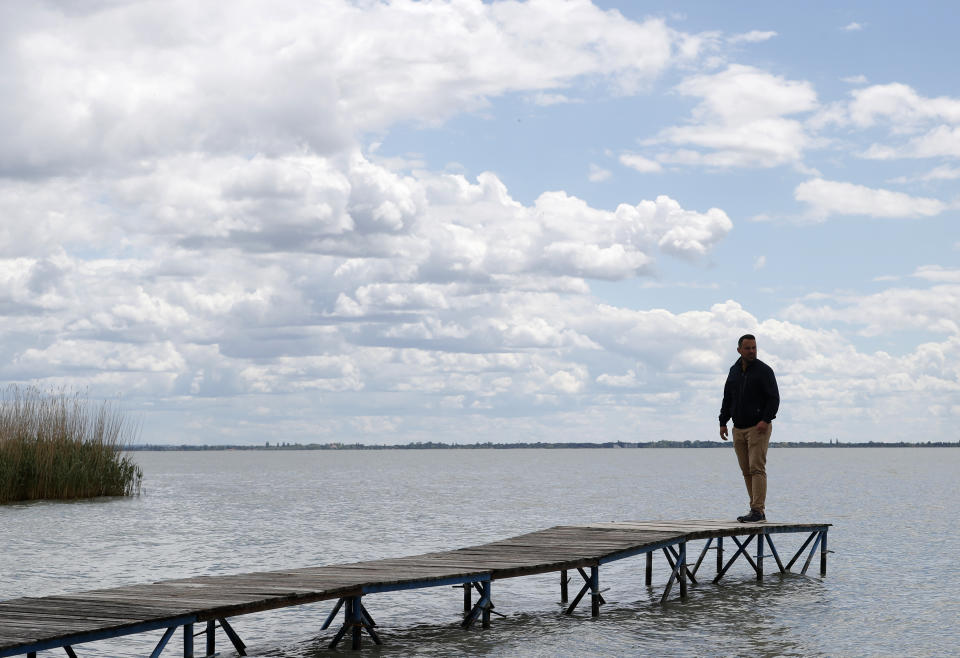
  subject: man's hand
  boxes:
[719,425,728,440]
[756,420,769,433]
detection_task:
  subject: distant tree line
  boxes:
[128,439,959,451]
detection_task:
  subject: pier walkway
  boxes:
[0,519,830,656]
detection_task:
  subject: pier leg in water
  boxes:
[645,551,652,586]
[564,568,606,615]
[462,581,493,629]
[183,623,193,658]
[717,537,723,575]
[821,531,828,576]
[757,531,764,581]
[327,596,382,650]
[206,620,215,656]
[590,567,600,617]
[482,581,492,629]
[350,598,362,650]
[560,570,569,602]
[660,542,687,604]
[679,543,687,600]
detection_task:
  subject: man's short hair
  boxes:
[738,334,756,347]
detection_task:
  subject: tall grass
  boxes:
[0,386,142,504]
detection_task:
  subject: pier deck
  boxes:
[0,519,830,656]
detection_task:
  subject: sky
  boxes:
[1,0,958,445]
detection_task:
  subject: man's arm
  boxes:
[761,366,780,423]
[719,375,732,440]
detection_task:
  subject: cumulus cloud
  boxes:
[0,136,735,440]
[846,83,960,129]
[813,83,960,161]
[647,65,819,168]
[794,178,946,219]
[0,0,699,177]
[2,1,957,445]
[783,284,960,337]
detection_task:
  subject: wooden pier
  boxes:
[0,519,830,656]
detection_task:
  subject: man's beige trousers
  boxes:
[732,423,771,513]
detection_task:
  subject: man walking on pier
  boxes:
[719,334,779,523]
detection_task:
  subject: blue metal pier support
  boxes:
[659,541,688,604]
[563,567,606,616]
[462,581,494,629]
[324,596,382,650]
[590,566,601,617]
[150,618,246,658]
[821,530,828,576]
[757,530,764,580]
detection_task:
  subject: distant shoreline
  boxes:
[127,440,960,451]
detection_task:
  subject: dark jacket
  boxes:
[719,358,779,429]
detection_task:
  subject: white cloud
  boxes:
[912,265,960,283]
[794,178,946,219]
[783,284,960,337]
[728,30,777,44]
[813,83,960,161]
[619,153,663,173]
[901,125,960,158]
[888,165,960,183]
[843,22,864,31]
[588,164,612,182]
[596,369,642,388]
[532,92,579,106]
[0,145,735,433]
[848,83,960,128]
[0,0,696,178]
[2,1,958,445]
[648,65,818,168]
[754,255,767,270]
[842,74,868,85]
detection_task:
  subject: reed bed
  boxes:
[0,386,142,504]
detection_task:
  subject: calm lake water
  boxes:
[2,448,957,657]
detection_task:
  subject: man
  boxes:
[719,334,779,523]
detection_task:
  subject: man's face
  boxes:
[737,338,758,362]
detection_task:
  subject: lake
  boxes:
[1,448,957,656]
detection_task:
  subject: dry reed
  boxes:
[0,385,142,504]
